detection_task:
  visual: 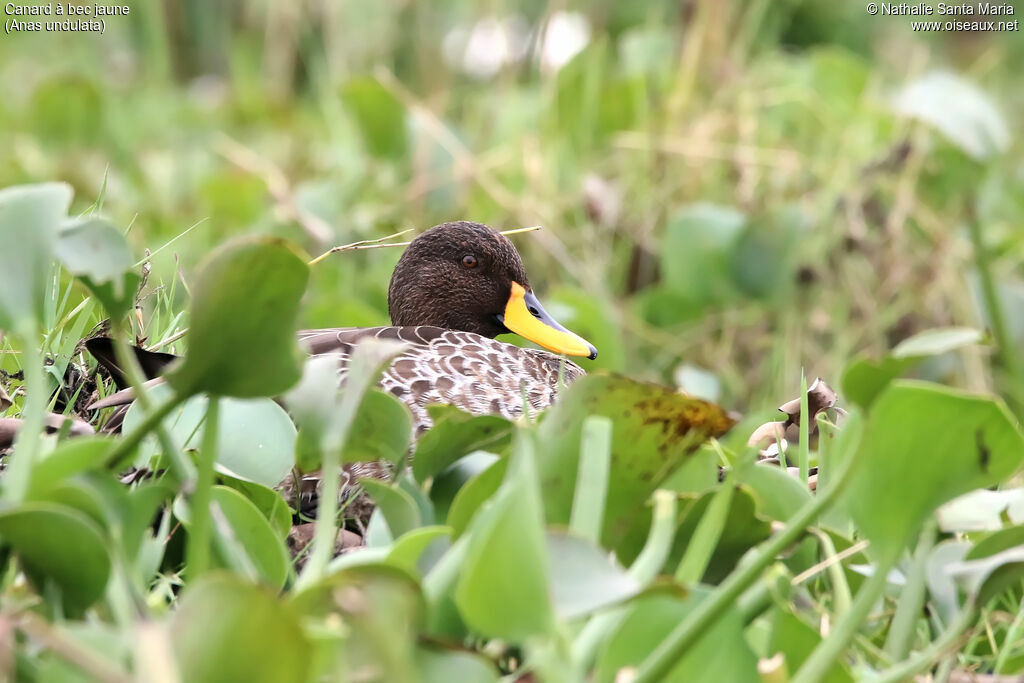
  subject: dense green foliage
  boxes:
[1,1,1023,681]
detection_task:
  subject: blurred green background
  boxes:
[1,0,1021,411]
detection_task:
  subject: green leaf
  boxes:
[210,486,290,588]
[387,526,451,575]
[0,502,110,616]
[124,386,296,489]
[768,608,852,683]
[342,76,407,160]
[842,381,1024,564]
[547,531,640,619]
[455,436,554,640]
[667,486,772,584]
[55,216,134,285]
[360,479,422,540]
[595,591,759,683]
[26,437,115,498]
[537,374,735,554]
[342,389,413,467]
[842,327,985,410]
[219,476,293,540]
[167,236,308,398]
[415,647,499,683]
[446,456,509,538]
[893,71,1010,160]
[736,465,813,523]
[412,405,514,483]
[0,183,72,329]
[891,327,984,358]
[172,573,311,683]
[660,203,746,305]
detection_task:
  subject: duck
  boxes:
[87,221,597,515]
[90,221,596,427]
[297,220,597,435]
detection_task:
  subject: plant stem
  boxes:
[572,490,678,668]
[792,558,894,683]
[967,206,1024,416]
[102,392,183,469]
[110,334,195,483]
[799,372,810,484]
[4,319,45,503]
[186,397,219,578]
[884,520,937,660]
[633,451,855,683]
[872,603,976,683]
[569,416,612,545]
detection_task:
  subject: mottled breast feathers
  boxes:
[297,326,585,434]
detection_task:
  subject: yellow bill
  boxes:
[498,282,598,359]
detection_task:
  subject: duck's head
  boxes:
[388,221,598,360]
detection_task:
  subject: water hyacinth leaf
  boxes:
[55,216,134,285]
[387,526,451,575]
[292,565,424,680]
[360,479,422,539]
[285,340,409,466]
[172,574,311,683]
[167,236,308,398]
[594,592,759,683]
[736,465,813,523]
[659,203,746,304]
[26,436,116,498]
[455,437,554,640]
[446,456,509,538]
[842,381,1024,565]
[893,71,1010,160]
[891,327,984,358]
[0,502,110,616]
[666,486,772,583]
[210,486,290,588]
[546,531,641,619]
[342,76,407,160]
[124,386,296,489]
[218,476,293,540]
[936,488,1024,532]
[413,405,514,483]
[429,451,500,522]
[768,608,852,683]
[843,327,986,411]
[947,545,1024,607]
[415,648,499,683]
[0,182,72,329]
[537,374,735,553]
[343,389,413,467]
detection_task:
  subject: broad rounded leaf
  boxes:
[455,439,553,640]
[172,574,311,683]
[56,216,134,285]
[595,592,758,683]
[413,405,514,483]
[360,479,422,540]
[843,381,1024,564]
[416,648,499,683]
[167,236,308,397]
[0,182,72,329]
[0,502,110,615]
[891,326,984,359]
[124,387,296,488]
[210,486,290,588]
[547,531,640,619]
[893,71,1010,160]
[27,436,116,498]
[538,374,735,552]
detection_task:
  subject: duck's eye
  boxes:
[462,255,478,269]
